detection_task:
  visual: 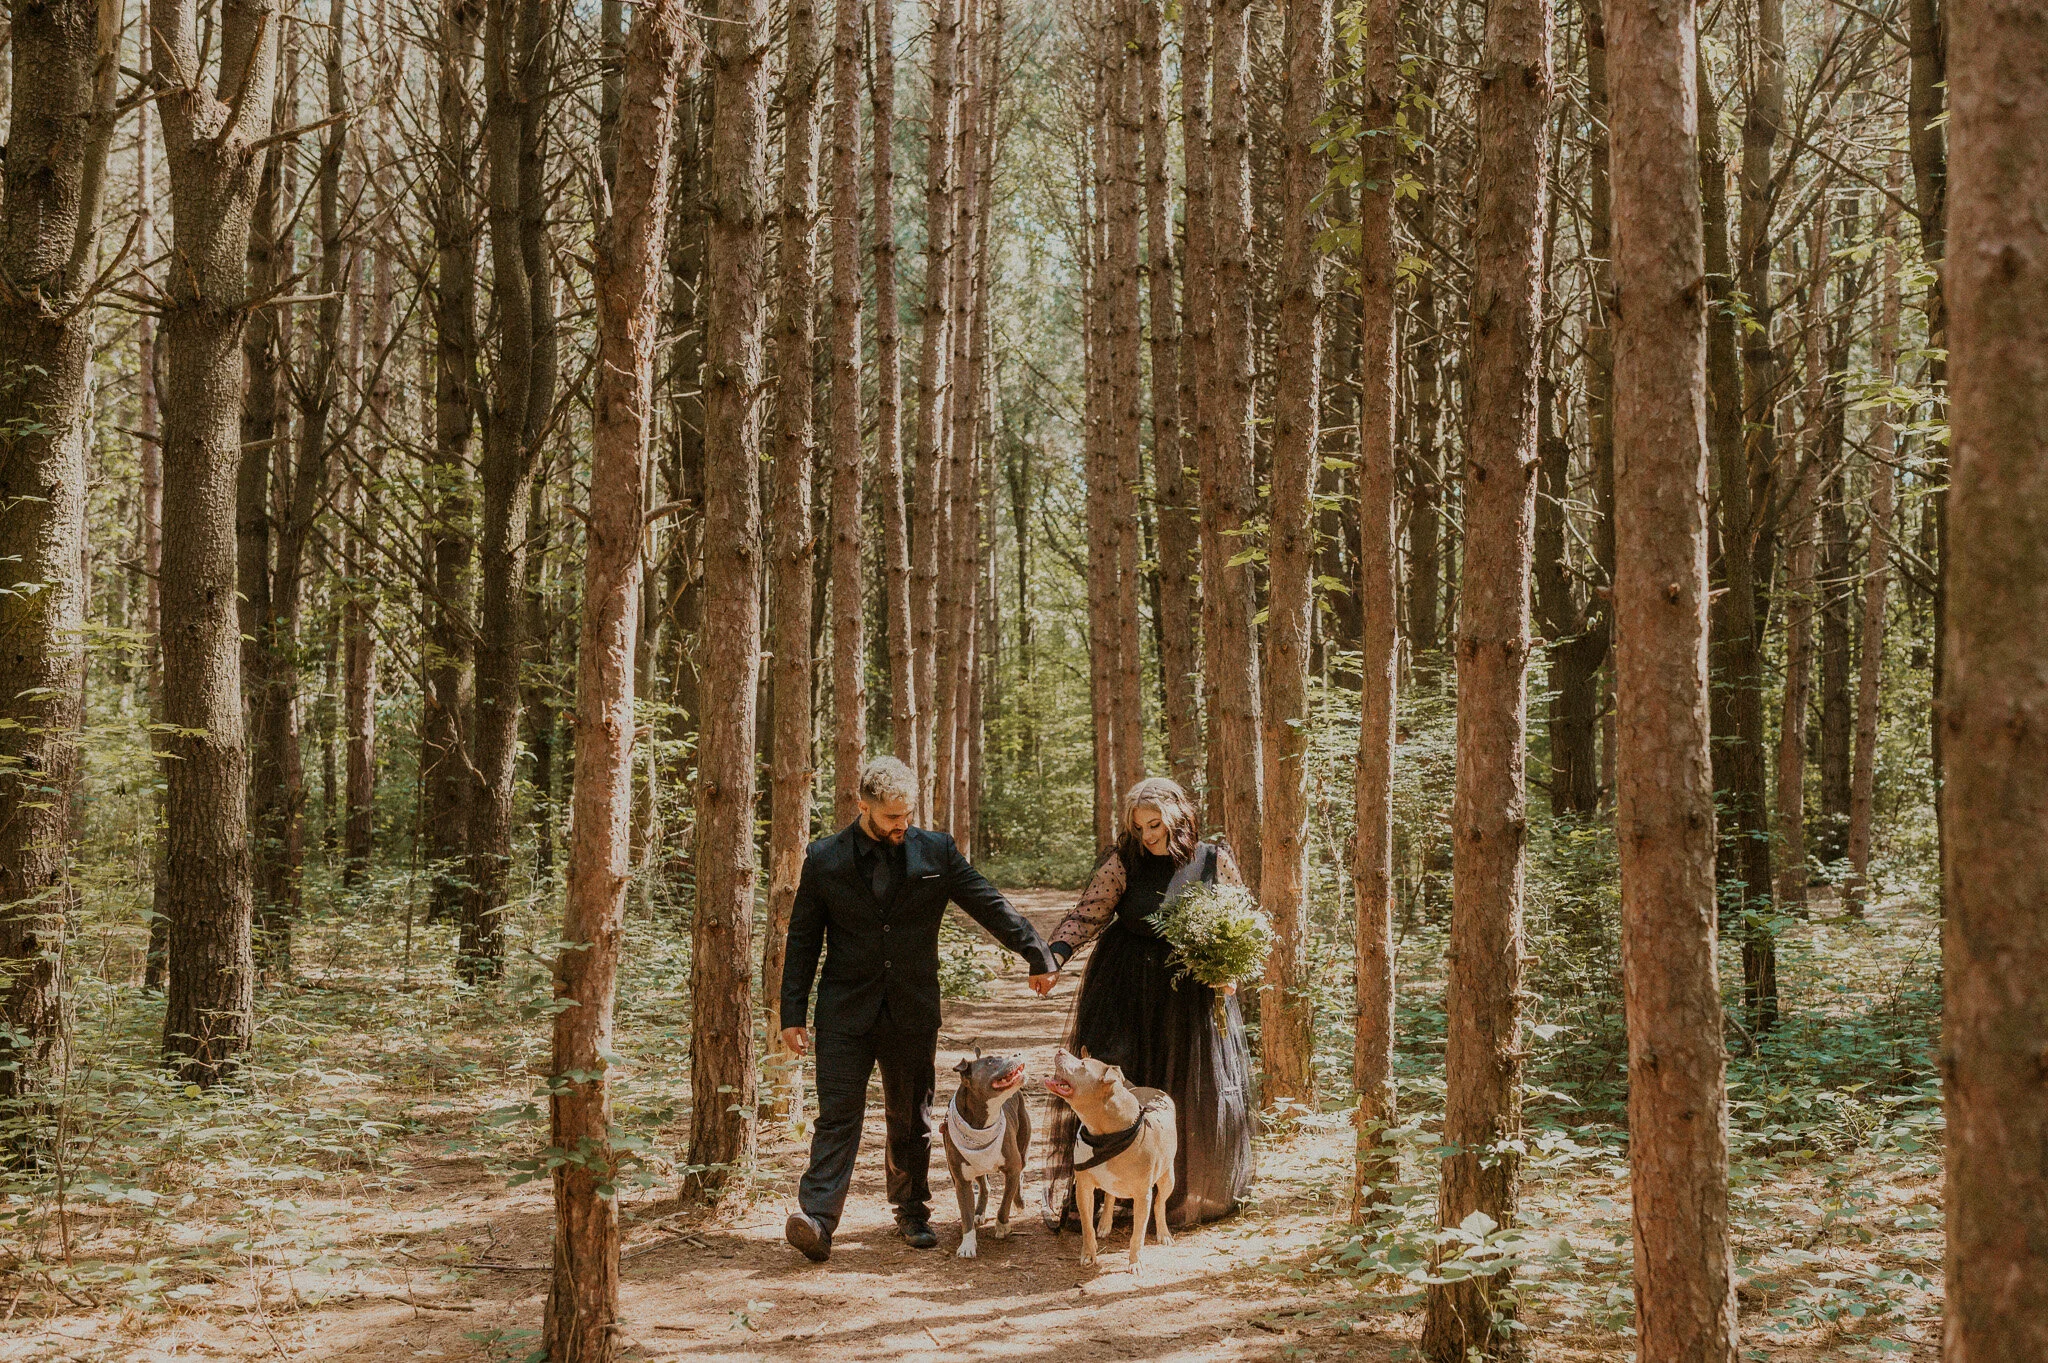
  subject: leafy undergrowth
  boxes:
[0,862,1942,1360]
[1300,892,1943,1361]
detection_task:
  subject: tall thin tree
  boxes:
[1204,0,1262,887]
[1608,0,1738,1351]
[763,0,824,1124]
[1351,0,1399,1213]
[1422,0,1550,1349]
[1259,0,1328,1109]
[687,0,772,1199]
[828,0,868,824]
[545,5,692,1353]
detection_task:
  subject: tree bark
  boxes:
[544,7,690,1354]
[687,0,770,1199]
[1140,0,1199,797]
[259,0,352,968]
[463,0,560,979]
[1847,166,1901,911]
[1204,0,1262,887]
[1083,53,1119,847]
[1738,0,1786,635]
[910,0,960,814]
[1538,0,1611,819]
[426,0,481,926]
[934,0,982,834]
[764,0,823,1126]
[871,0,916,774]
[1698,50,1773,938]
[1421,0,1549,1351]
[152,0,281,1085]
[345,48,398,887]
[1106,0,1144,801]
[1942,2,2048,1348]
[1259,0,1326,1111]
[1180,0,1221,820]
[0,0,120,1098]
[1905,0,1946,884]
[1350,0,1399,1215]
[828,0,867,825]
[1607,0,1738,1352]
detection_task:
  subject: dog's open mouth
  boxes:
[993,1062,1026,1090]
[1043,1074,1074,1097]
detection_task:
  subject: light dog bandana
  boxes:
[944,1086,1020,1182]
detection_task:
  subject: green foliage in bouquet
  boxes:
[1148,880,1276,989]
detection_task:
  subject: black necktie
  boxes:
[871,846,891,903]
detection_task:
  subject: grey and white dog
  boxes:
[939,1052,1032,1257]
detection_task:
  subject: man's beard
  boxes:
[862,814,908,846]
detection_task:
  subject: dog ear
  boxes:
[954,1057,972,1075]
[1077,1044,1091,1061]
[973,1043,983,1059]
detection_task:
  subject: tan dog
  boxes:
[1045,1047,1177,1270]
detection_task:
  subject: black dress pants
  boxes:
[798,1004,938,1236]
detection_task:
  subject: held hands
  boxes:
[781,1026,808,1056]
[1027,972,1060,997]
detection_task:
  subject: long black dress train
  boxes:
[1041,840,1256,1228]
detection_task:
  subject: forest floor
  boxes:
[2,890,1945,1363]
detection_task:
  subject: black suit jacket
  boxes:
[779,822,1053,1036]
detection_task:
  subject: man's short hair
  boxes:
[857,756,919,807]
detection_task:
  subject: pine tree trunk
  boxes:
[1083,63,1119,847]
[935,0,982,833]
[1539,0,1612,819]
[764,0,823,1127]
[828,0,867,826]
[153,0,280,1085]
[0,0,119,1097]
[1738,0,1786,627]
[138,46,170,990]
[1905,0,1946,886]
[1819,431,1855,864]
[1259,0,1326,1111]
[239,128,282,922]
[464,0,560,980]
[687,0,770,1200]
[544,8,690,1354]
[872,0,916,775]
[1847,166,1901,912]
[1607,0,1738,1351]
[1106,0,1145,799]
[426,0,480,926]
[260,1,352,968]
[1350,0,1399,1214]
[1698,51,1772,941]
[911,0,960,814]
[1942,4,2048,1347]
[1180,0,1221,821]
[1204,0,1263,887]
[1421,0,1549,1350]
[1140,0,1199,797]
[664,74,709,765]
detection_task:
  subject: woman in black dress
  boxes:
[1041,777,1256,1228]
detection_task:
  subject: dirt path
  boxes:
[270,892,1396,1363]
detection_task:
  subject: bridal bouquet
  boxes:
[1148,880,1275,990]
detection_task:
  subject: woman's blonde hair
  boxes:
[1117,777,1202,865]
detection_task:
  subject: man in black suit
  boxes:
[779,756,1057,1262]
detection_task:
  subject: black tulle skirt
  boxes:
[1042,920,1256,1228]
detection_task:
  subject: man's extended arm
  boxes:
[780,850,828,1043]
[941,834,1055,977]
